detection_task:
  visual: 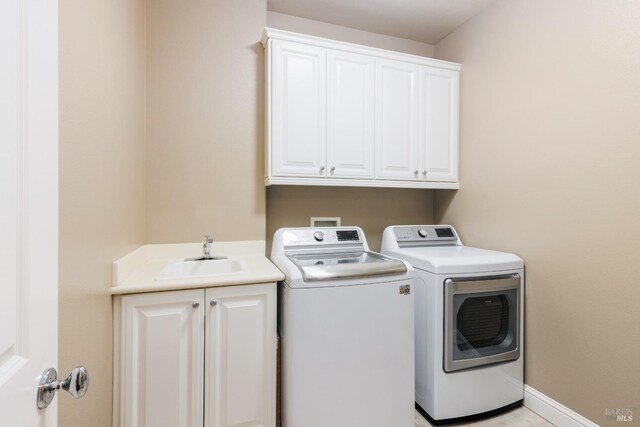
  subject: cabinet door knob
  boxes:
[210,299,218,307]
[422,170,427,176]
[413,170,418,175]
[192,301,200,308]
[319,166,325,173]
[330,166,335,172]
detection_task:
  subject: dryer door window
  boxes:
[444,274,520,372]
[457,294,510,351]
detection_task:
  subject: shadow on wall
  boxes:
[253,41,266,218]
[265,185,434,254]
[433,190,457,223]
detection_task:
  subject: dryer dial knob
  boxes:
[418,229,428,238]
[313,231,325,242]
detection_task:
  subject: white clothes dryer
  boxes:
[271,227,415,427]
[381,225,524,424]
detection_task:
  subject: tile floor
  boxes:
[415,406,555,426]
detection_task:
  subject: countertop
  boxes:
[111,240,285,295]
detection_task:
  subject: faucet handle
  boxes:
[204,234,213,244]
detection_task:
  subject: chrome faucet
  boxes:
[203,234,213,259]
[185,234,227,261]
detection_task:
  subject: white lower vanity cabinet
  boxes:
[113,283,277,427]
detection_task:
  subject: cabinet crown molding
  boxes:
[262,27,461,72]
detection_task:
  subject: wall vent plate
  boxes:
[310,217,341,227]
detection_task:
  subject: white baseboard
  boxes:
[524,384,599,427]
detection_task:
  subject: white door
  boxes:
[419,66,459,182]
[0,0,59,424]
[119,290,205,427]
[271,40,326,177]
[375,59,420,181]
[205,284,276,427]
[326,50,375,179]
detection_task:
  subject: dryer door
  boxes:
[444,274,520,372]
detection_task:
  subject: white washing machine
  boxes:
[271,227,415,427]
[381,225,524,424]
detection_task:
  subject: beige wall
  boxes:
[265,14,435,252]
[434,1,640,425]
[146,0,267,243]
[267,186,433,253]
[59,0,146,425]
[57,2,430,426]
[267,11,435,57]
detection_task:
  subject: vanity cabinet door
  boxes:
[119,289,205,427]
[205,283,277,427]
[270,39,327,177]
[418,65,459,182]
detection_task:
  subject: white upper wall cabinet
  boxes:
[327,50,375,179]
[375,59,420,181]
[419,66,459,182]
[271,40,326,177]
[263,28,461,189]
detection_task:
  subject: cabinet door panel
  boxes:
[120,290,204,427]
[327,50,374,178]
[205,284,277,427]
[271,40,326,177]
[420,66,459,181]
[375,59,420,180]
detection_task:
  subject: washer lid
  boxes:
[384,246,523,274]
[287,251,407,281]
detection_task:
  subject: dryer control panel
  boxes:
[392,226,460,247]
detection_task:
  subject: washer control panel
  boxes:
[336,229,359,241]
[281,228,363,248]
[393,226,458,245]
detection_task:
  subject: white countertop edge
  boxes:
[111,273,285,295]
[112,240,284,293]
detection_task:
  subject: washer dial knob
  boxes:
[418,229,428,238]
[313,231,325,242]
